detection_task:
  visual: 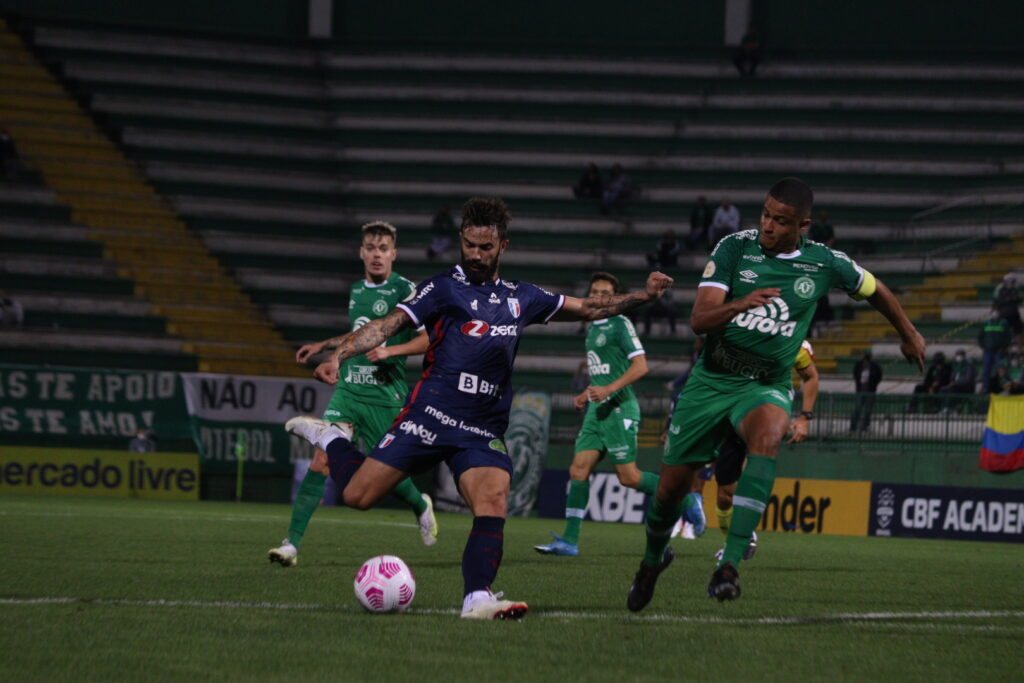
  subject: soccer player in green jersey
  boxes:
[535,272,704,556]
[627,178,926,609]
[268,222,438,566]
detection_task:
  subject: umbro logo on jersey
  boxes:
[488,292,501,304]
[739,269,758,283]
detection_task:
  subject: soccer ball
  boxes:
[353,555,416,613]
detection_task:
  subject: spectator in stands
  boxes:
[978,311,1013,393]
[647,230,680,270]
[573,163,604,200]
[709,198,740,247]
[940,349,977,412]
[0,128,21,181]
[426,206,455,260]
[600,164,636,214]
[642,287,676,337]
[993,353,1024,395]
[909,352,951,413]
[688,196,712,249]
[733,24,764,77]
[850,350,882,432]
[993,273,1022,346]
[0,296,24,327]
[129,429,156,452]
[808,210,836,247]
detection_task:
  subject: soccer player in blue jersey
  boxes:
[287,197,673,620]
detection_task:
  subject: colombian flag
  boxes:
[980,395,1024,472]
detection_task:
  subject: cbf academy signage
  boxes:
[870,482,1024,543]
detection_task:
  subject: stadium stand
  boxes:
[2,17,1021,449]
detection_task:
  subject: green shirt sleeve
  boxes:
[827,248,867,295]
[616,316,645,359]
[700,230,748,292]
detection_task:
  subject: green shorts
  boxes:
[664,369,792,466]
[574,400,641,465]
[322,389,402,452]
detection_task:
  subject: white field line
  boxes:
[1,597,1023,631]
[0,508,417,529]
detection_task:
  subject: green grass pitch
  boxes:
[2,495,1022,682]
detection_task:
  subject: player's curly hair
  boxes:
[461,197,510,240]
[589,271,622,293]
[361,221,398,244]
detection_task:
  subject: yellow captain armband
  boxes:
[849,268,877,301]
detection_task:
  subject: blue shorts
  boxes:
[367,403,512,484]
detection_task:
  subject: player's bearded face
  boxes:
[360,236,396,279]
[759,196,809,254]
[460,226,508,283]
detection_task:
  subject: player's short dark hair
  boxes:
[461,197,510,240]
[361,221,398,244]
[768,177,814,218]
[589,271,622,293]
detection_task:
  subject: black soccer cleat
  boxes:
[627,547,675,612]
[708,562,741,601]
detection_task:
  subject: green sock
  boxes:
[561,479,590,545]
[642,496,683,568]
[287,470,326,548]
[392,477,428,515]
[637,471,659,496]
[720,454,776,568]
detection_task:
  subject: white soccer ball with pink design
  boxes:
[353,555,416,613]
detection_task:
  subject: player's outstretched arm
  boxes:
[866,279,926,373]
[365,329,429,362]
[585,354,648,403]
[552,272,673,322]
[313,308,414,384]
[690,285,781,335]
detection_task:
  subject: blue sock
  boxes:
[324,436,365,496]
[462,516,505,595]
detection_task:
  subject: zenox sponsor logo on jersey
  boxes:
[731,297,797,337]
[460,320,518,338]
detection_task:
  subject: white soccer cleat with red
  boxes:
[460,590,528,621]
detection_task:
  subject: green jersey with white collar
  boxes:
[697,229,874,387]
[340,272,418,406]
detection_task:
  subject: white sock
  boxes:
[317,423,353,451]
[462,590,493,613]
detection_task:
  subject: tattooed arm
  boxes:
[551,272,674,322]
[310,308,414,384]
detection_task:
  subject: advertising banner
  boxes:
[181,373,335,475]
[869,482,1024,543]
[0,446,199,500]
[0,364,187,440]
[538,473,871,536]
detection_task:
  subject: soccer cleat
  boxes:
[626,547,675,612]
[713,531,758,562]
[460,591,529,621]
[284,416,351,450]
[267,539,298,567]
[682,522,696,540]
[533,532,579,556]
[670,518,683,538]
[418,493,439,547]
[682,493,707,537]
[708,562,741,601]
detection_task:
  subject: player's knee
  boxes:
[470,487,508,517]
[341,486,373,510]
[616,469,641,488]
[717,489,732,509]
[568,462,591,481]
